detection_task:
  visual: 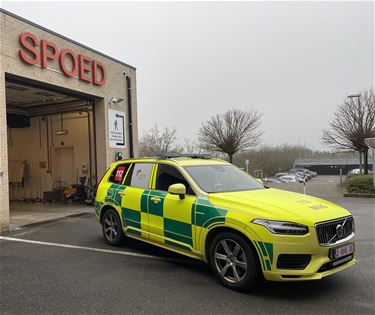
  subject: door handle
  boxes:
[150,196,161,204]
[119,191,126,196]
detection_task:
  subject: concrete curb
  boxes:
[343,192,375,198]
[4,210,95,233]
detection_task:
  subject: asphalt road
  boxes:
[1,186,374,314]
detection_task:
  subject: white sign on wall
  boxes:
[108,109,126,148]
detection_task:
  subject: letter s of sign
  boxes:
[19,32,40,65]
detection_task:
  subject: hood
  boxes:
[208,188,351,226]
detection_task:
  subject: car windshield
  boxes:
[184,164,265,193]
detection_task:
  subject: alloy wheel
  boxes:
[214,239,248,283]
[103,212,119,242]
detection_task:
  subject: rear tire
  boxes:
[209,231,258,291]
[102,209,124,246]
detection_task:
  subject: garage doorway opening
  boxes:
[5,75,98,228]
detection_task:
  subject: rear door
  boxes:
[120,163,154,238]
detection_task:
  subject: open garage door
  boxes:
[5,76,98,227]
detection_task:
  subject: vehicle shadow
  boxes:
[250,277,339,300]
[119,237,342,299]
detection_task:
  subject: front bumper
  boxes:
[264,253,357,281]
[247,224,357,281]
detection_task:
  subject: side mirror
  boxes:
[256,178,269,188]
[168,183,186,200]
[255,178,266,187]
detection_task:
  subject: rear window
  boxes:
[108,164,130,184]
[125,163,154,189]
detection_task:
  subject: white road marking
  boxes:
[0,236,199,264]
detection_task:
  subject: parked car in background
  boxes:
[276,177,289,183]
[272,168,317,184]
[348,168,361,175]
[279,175,299,183]
[289,172,306,182]
[302,170,314,179]
[293,170,310,179]
[264,177,282,183]
[305,169,317,177]
[276,172,288,178]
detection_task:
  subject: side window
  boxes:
[156,164,194,195]
[127,163,154,189]
[108,164,130,184]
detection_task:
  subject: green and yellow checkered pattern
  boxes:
[97,183,228,254]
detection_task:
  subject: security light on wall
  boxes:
[56,112,68,135]
[109,96,125,104]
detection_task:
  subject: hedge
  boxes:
[344,175,375,194]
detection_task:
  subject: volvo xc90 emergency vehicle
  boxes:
[95,155,356,291]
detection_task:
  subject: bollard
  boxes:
[340,168,343,186]
[303,172,306,195]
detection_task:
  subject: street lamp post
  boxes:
[347,94,362,174]
[364,138,375,188]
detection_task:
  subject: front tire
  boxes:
[102,209,124,246]
[209,231,258,291]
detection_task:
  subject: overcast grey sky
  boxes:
[3,1,374,150]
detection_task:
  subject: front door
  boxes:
[148,163,196,252]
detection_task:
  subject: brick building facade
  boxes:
[0,9,138,230]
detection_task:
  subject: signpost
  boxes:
[245,159,249,174]
[364,137,375,188]
[108,109,126,148]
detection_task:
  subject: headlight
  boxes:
[252,219,308,235]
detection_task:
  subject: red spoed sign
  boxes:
[18,32,106,86]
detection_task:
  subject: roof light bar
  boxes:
[154,153,211,159]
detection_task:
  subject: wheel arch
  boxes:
[204,226,263,275]
[100,204,121,224]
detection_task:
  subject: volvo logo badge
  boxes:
[336,224,344,238]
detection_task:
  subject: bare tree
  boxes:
[183,138,201,154]
[139,124,181,156]
[198,108,263,163]
[322,88,375,174]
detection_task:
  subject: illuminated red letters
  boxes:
[18,32,106,86]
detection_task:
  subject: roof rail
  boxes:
[154,153,211,159]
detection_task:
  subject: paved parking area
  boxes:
[1,177,374,314]
[267,175,345,198]
[9,201,94,229]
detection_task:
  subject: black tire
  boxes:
[101,208,125,246]
[209,231,258,291]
